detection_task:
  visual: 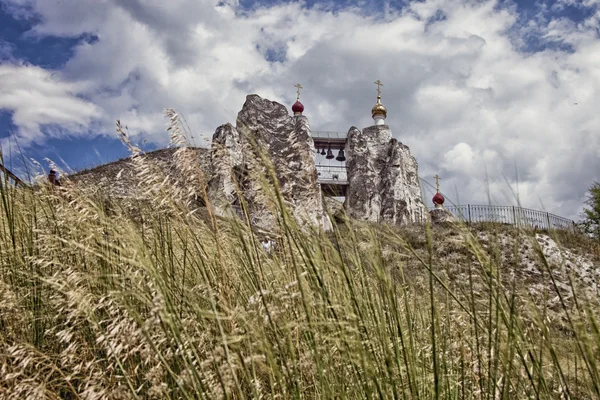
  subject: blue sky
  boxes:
[0,3,118,171]
[0,0,599,219]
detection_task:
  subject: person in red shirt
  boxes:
[48,170,61,186]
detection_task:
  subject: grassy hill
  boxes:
[68,147,211,201]
[1,147,600,399]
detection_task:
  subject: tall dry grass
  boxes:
[1,113,599,399]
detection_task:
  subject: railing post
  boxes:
[467,204,471,225]
[546,212,551,230]
[512,206,517,227]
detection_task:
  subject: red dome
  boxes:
[433,192,445,205]
[292,101,304,114]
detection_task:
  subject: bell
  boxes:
[320,148,326,155]
[336,149,346,162]
[316,147,320,154]
[326,147,334,159]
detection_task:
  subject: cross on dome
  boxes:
[374,80,383,97]
[434,174,441,193]
[432,174,445,208]
[371,79,387,125]
[292,83,305,116]
[294,83,303,101]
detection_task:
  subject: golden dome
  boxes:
[371,96,387,118]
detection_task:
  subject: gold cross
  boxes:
[374,80,383,97]
[294,83,303,101]
[434,174,441,193]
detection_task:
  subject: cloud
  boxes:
[0,0,599,220]
[0,63,101,143]
[553,0,600,10]
[0,40,14,60]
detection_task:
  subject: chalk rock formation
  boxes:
[345,125,426,224]
[209,123,243,214]
[210,94,322,229]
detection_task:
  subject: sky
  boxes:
[0,0,599,220]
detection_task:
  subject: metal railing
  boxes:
[224,197,576,233]
[442,204,576,231]
[311,131,348,140]
[316,164,348,184]
[0,162,25,187]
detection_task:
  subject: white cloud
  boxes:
[1,0,599,220]
[0,63,101,142]
[0,40,14,60]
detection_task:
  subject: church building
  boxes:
[290,80,427,225]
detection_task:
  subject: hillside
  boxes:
[2,148,600,398]
[388,223,600,310]
[67,147,212,201]
[62,146,600,308]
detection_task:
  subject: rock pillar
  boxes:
[210,95,322,229]
[345,124,426,224]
